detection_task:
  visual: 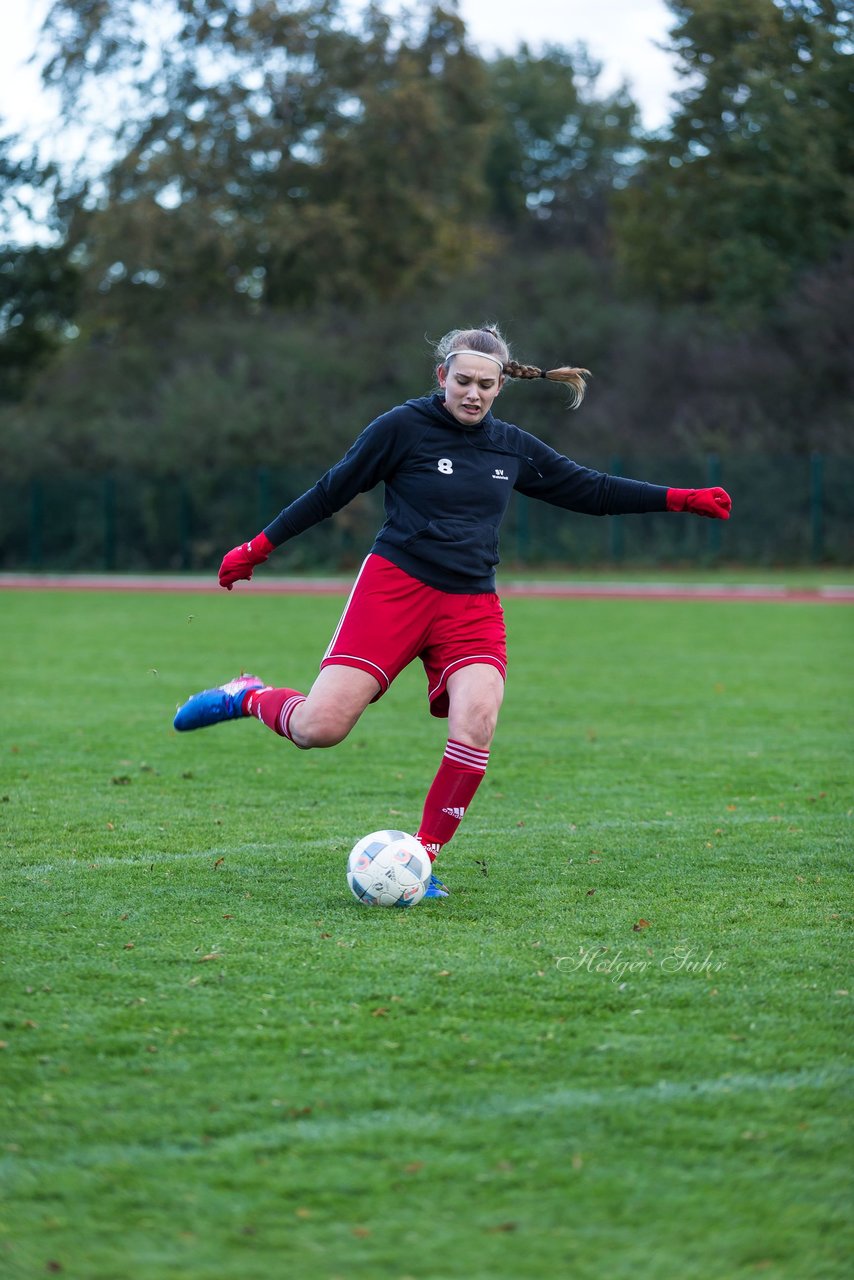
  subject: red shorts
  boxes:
[320,555,507,717]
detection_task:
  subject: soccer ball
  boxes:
[346,830,432,907]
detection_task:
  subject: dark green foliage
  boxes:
[39,0,494,320]
[0,245,79,401]
[0,244,850,493]
[614,0,854,313]
[0,0,850,497]
[483,44,639,248]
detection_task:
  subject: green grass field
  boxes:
[1,588,851,1280]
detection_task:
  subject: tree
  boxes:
[0,128,79,401]
[37,0,492,316]
[483,44,641,251]
[614,0,854,312]
[0,243,79,401]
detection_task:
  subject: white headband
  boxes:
[444,348,505,372]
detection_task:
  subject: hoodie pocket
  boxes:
[403,517,499,578]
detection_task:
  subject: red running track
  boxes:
[1,573,851,604]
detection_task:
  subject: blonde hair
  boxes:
[434,323,590,409]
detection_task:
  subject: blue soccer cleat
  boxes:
[173,674,264,732]
[423,872,450,899]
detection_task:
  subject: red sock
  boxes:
[242,686,306,741]
[416,739,489,859]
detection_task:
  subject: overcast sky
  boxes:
[447,0,680,128]
[0,0,681,137]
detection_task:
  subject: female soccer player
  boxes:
[174,324,731,897]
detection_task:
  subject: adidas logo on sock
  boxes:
[441,806,466,820]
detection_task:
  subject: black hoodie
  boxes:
[264,394,668,593]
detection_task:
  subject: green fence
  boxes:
[1,456,851,572]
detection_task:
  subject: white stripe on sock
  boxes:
[445,739,489,772]
[277,695,306,740]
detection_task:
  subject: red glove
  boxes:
[666,487,732,520]
[218,531,274,590]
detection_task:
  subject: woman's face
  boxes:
[437,353,504,426]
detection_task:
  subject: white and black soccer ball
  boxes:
[346,830,432,907]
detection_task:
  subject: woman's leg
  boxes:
[174,664,379,745]
[416,663,504,858]
[282,665,381,748]
[446,662,505,749]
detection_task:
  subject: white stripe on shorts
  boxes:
[323,556,372,661]
[321,557,392,689]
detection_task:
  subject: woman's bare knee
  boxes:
[290,706,352,750]
[288,665,380,749]
[447,665,505,749]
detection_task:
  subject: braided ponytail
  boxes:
[433,324,590,409]
[504,360,590,409]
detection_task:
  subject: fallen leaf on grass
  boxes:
[633,919,651,931]
[486,1222,518,1233]
[198,953,222,963]
[213,857,224,869]
[371,1007,389,1017]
